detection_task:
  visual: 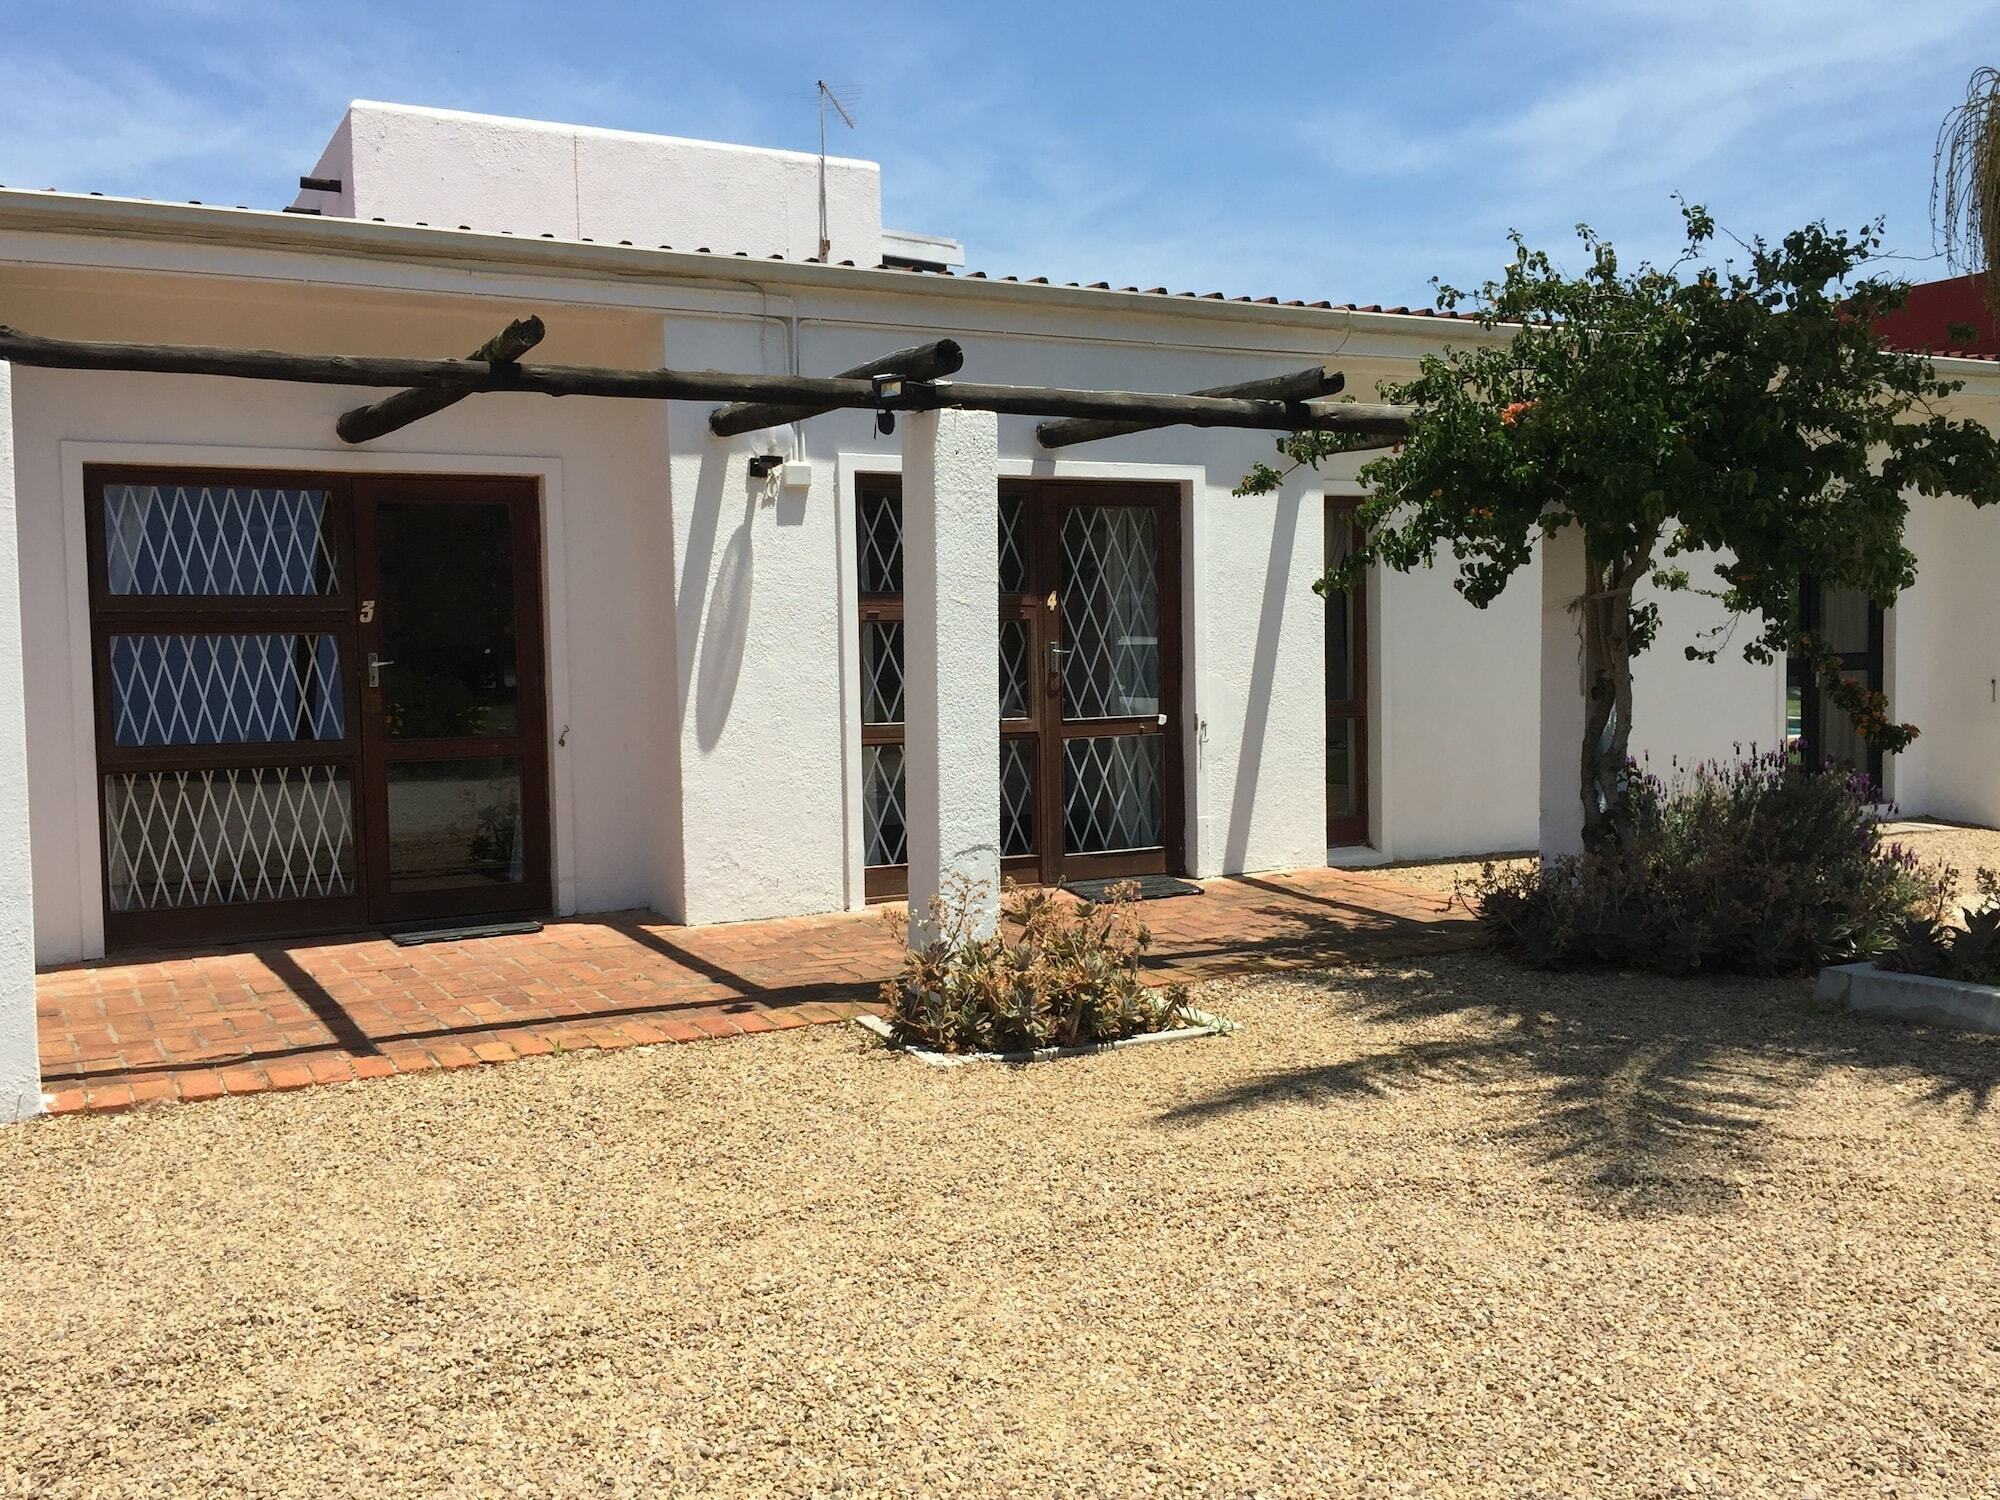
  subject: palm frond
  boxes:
[1933,66,2000,315]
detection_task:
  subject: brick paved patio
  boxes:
[35,866,1478,1115]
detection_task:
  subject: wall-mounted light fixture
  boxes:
[746,453,783,478]
[872,372,903,436]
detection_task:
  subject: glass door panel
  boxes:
[384,756,526,891]
[1059,506,1160,720]
[375,501,521,739]
[1063,735,1163,853]
[1051,491,1177,879]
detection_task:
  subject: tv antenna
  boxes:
[816,80,857,261]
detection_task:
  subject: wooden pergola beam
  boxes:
[708,339,964,437]
[1035,364,1345,449]
[336,316,545,444]
[0,326,1413,436]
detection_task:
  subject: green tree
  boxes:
[1242,207,2000,849]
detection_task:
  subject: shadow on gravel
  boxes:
[1157,956,2000,1216]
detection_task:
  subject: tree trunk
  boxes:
[1574,532,1657,850]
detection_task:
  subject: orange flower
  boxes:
[1501,400,1535,427]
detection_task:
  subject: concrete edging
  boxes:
[1814,962,2000,1036]
[854,1009,1233,1068]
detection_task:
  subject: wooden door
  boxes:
[1325,498,1369,846]
[1789,575,1887,788]
[856,475,1184,899]
[352,476,552,927]
[1034,481,1184,884]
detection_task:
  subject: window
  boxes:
[1325,498,1368,845]
[1787,576,1887,788]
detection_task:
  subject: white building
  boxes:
[1,101,1997,1118]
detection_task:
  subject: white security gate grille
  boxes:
[104,767,356,910]
[87,469,364,944]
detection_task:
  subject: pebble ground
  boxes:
[4,951,1998,1497]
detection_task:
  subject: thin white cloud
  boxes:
[1301,107,1450,178]
[0,55,260,190]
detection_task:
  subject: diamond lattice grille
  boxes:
[862,744,908,867]
[999,620,1030,720]
[103,484,339,596]
[111,634,344,747]
[998,492,1028,593]
[1000,738,1035,856]
[857,487,903,595]
[1064,735,1161,853]
[104,767,356,911]
[1061,507,1159,719]
[862,621,905,726]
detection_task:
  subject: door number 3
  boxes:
[359,599,376,623]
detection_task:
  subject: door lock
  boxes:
[368,652,395,688]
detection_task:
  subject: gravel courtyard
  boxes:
[5,952,1999,1498]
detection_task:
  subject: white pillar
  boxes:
[900,408,1001,945]
[0,363,41,1120]
[1538,525,1588,860]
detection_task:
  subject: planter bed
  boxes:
[855,1009,1233,1068]
[1814,961,2000,1036]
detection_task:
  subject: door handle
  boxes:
[368,653,395,688]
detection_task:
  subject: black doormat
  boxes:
[1062,875,1203,905]
[390,919,544,948]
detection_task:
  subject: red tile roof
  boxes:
[1873,273,1998,361]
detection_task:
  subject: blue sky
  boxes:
[1,0,1993,305]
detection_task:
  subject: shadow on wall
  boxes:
[675,441,761,753]
[1223,493,1301,874]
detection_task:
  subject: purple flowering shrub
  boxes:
[1470,749,1954,974]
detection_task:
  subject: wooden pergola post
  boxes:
[0,360,41,1120]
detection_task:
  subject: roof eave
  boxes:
[0,187,1507,343]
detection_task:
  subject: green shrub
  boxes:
[1883,868,2000,984]
[1468,751,1954,975]
[882,877,1195,1054]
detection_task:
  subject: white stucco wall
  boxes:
[900,409,1002,941]
[0,361,43,1117]
[1891,464,2000,825]
[658,314,855,926]
[0,277,674,961]
[2,206,1992,970]
[1625,549,1787,780]
[296,102,885,267]
[1371,549,1541,860]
